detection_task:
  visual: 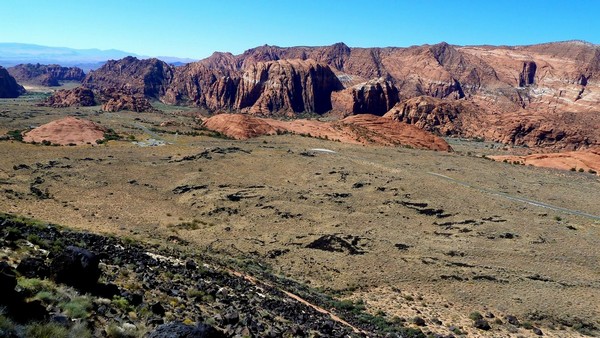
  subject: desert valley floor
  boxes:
[1,90,600,337]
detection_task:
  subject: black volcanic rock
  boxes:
[0,66,25,98]
[16,257,49,278]
[50,246,101,290]
[8,63,85,86]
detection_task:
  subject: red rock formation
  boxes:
[0,66,25,98]
[383,96,466,135]
[202,113,280,139]
[80,41,600,150]
[22,116,106,145]
[235,59,342,115]
[82,56,173,98]
[39,87,95,107]
[331,78,399,116]
[98,89,152,112]
[166,59,342,115]
[8,64,85,86]
[202,113,451,151]
[490,147,600,174]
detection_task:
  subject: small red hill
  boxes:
[22,116,106,146]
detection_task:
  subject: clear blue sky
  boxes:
[3,0,599,59]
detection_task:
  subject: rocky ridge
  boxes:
[7,64,85,86]
[0,213,426,337]
[70,41,600,149]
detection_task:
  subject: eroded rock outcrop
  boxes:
[331,78,399,116]
[39,87,95,107]
[82,56,173,98]
[235,59,343,114]
[383,96,465,135]
[518,61,537,87]
[98,88,153,112]
[166,59,343,115]
[0,66,25,98]
[8,63,85,86]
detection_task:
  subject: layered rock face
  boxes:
[8,63,85,86]
[39,87,95,107]
[236,59,343,114]
[0,66,25,98]
[164,59,343,114]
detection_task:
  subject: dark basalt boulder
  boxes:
[0,261,17,295]
[17,256,49,278]
[50,246,101,290]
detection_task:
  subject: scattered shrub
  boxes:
[469,311,483,321]
[26,322,69,338]
[62,296,92,319]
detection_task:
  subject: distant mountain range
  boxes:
[0,43,196,70]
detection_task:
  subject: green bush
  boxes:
[111,296,131,312]
[7,130,24,142]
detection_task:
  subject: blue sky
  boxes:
[3,0,599,59]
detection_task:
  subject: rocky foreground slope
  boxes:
[7,63,85,86]
[0,213,427,337]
